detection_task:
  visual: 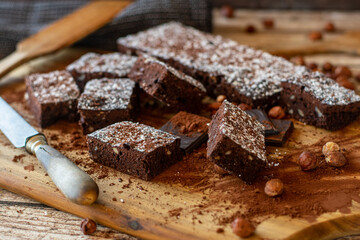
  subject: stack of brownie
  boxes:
[117,22,360,130]
[24,21,360,183]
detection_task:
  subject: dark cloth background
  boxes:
[0,0,212,59]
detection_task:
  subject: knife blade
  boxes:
[0,97,99,205]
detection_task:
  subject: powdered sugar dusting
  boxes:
[78,78,136,111]
[26,70,79,103]
[285,71,360,105]
[67,52,137,77]
[117,22,359,105]
[219,100,266,161]
[88,121,179,153]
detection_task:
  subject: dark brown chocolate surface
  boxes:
[67,52,137,91]
[129,54,206,112]
[87,121,183,180]
[245,109,279,136]
[77,78,138,134]
[207,100,267,183]
[25,70,80,128]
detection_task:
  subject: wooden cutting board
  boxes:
[0,48,360,240]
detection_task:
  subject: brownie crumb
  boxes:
[24,164,34,171]
[12,154,26,163]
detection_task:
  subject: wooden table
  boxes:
[1,9,360,239]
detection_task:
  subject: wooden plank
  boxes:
[0,188,137,240]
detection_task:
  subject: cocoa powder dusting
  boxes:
[169,111,210,136]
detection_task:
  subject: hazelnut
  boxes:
[322,62,333,72]
[262,18,274,29]
[324,22,335,32]
[245,24,256,33]
[268,106,285,119]
[238,103,252,111]
[307,62,318,71]
[231,217,255,238]
[290,56,306,66]
[208,102,222,110]
[355,72,360,82]
[309,31,323,41]
[264,178,284,197]
[213,164,229,175]
[220,5,234,18]
[337,77,355,90]
[325,151,347,167]
[322,142,340,156]
[334,66,352,78]
[80,218,97,235]
[298,151,318,171]
[216,95,226,103]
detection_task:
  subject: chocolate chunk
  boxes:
[245,109,279,136]
[160,111,210,154]
[265,119,294,146]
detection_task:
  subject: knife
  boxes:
[0,97,99,205]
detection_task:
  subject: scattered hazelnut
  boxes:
[220,5,234,18]
[268,106,285,119]
[238,103,252,111]
[290,56,306,66]
[231,217,255,238]
[325,151,347,167]
[245,24,256,33]
[80,218,97,235]
[262,18,274,29]
[307,62,318,71]
[216,95,226,103]
[324,22,335,32]
[208,102,222,110]
[322,62,333,72]
[213,164,229,175]
[355,72,360,82]
[322,142,340,156]
[264,178,284,197]
[337,77,355,90]
[298,151,318,171]
[334,66,352,78]
[309,31,323,41]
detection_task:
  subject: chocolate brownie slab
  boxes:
[66,52,137,91]
[117,22,360,130]
[281,71,360,131]
[129,54,206,111]
[25,70,80,128]
[207,100,267,183]
[87,121,182,181]
[78,78,138,134]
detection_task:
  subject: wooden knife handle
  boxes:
[26,134,99,205]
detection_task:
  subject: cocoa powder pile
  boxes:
[169,111,210,136]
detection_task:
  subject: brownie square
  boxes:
[128,54,206,111]
[25,70,80,128]
[207,100,267,183]
[281,71,360,131]
[87,121,183,180]
[77,78,138,134]
[66,52,137,91]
